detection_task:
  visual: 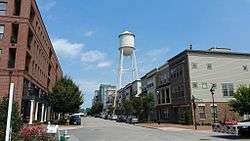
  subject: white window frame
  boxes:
[192,82,198,88]
[191,63,198,69]
[222,83,234,97]
[0,25,4,39]
[0,2,7,15]
[0,48,2,58]
[202,82,208,89]
[207,63,212,70]
[198,106,206,120]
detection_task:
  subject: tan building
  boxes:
[0,0,62,124]
[155,48,250,124]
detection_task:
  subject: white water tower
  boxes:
[117,31,138,89]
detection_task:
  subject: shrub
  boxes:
[19,126,55,141]
[0,97,22,140]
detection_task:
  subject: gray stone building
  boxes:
[98,84,116,113]
[116,79,142,112]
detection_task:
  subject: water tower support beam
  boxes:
[118,49,124,89]
[132,51,139,80]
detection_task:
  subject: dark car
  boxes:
[126,116,139,124]
[70,115,81,125]
[116,115,126,122]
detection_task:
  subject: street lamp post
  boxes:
[156,90,160,125]
[210,84,216,123]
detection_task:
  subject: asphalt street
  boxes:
[68,117,250,141]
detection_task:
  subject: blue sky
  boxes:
[37,0,250,108]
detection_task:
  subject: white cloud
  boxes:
[81,50,106,63]
[97,61,112,68]
[52,38,84,57]
[52,38,112,69]
[84,31,95,37]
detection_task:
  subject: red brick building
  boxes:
[0,0,63,124]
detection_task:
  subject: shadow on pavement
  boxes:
[212,135,250,140]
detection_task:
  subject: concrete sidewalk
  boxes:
[58,125,84,130]
[136,123,212,133]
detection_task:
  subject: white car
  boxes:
[112,115,118,120]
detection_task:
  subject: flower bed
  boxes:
[18,126,56,141]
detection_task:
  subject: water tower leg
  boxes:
[131,55,135,81]
[132,51,139,80]
[118,49,124,89]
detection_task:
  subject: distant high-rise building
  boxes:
[99,84,116,112]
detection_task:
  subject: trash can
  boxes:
[60,134,66,141]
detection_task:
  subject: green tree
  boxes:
[0,97,22,139]
[122,99,133,116]
[49,76,83,116]
[229,85,250,116]
[86,108,92,116]
[142,92,155,121]
[130,97,143,117]
[91,101,103,115]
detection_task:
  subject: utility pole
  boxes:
[210,84,216,123]
[191,95,197,130]
[5,83,15,141]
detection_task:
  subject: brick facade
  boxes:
[0,0,62,123]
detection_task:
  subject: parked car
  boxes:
[94,114,100,118]
[126,116,139,124]
[131,116,139,124]
[70,115,81,125]
[116,115,126,122]
[73,112,85,117]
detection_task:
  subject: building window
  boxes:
[0,25,4,39]
[202,82,208,89]
[8,48,16,68]
[192,82,198,88]
[180,85,184,96]
[25,52,31,72]
[222,83,234,96]
[0,2,7,15]
[161,109,169,120]
[161,89,166,104]
[27,28,33,48]
[29,6,35,23]
[178,108,185,121]
[165,87,170,103]
[157,91,161,104]
[11,23,19,43]
[242,65,248,71]
[14,0,21,16]
[198,106,206,119]
[0,48,2,58]
[191,63,198,69]
[207,63,212,70]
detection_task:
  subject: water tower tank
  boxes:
[119,31,135,56]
